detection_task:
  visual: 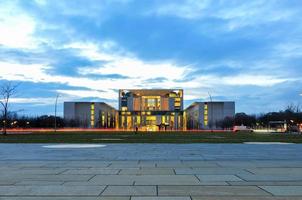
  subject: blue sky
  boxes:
[0,0,302,116]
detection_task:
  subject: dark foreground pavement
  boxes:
[1,143,302,199]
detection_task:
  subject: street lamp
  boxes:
[54,94,60,132]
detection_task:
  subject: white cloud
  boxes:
[222,74,290,87]
[150,0,297,30]
[68,41,193,86]
[0,2,38,49]
[10,97,56,106]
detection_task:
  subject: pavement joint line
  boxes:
[117,169,122,175]
[234,174,245,181]
[56,168,69,175]
[194,174,202,183]
[87,174,97,182]
[225,181,231,186]
[156,185,159,196]
[256,185,275,196]
[244,168,255,175]
[98,185,108,196]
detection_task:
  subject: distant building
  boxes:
[64,102,117,128]
[185,102,235,130]
[64,90,235,131]
[118,89,184,131]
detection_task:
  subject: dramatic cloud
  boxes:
[0,0,301,115]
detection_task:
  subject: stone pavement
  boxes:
[0,143,302,199]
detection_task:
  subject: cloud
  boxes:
[149,0,300,30]
[0,2,37,49]
[0,0,302,115]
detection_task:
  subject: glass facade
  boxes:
[118,89,184,131]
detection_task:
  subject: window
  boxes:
[90,103,95,127]
[204,103,208,127]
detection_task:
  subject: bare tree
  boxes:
[0,82,18,135]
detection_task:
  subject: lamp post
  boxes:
[54,94,60,132]
[208,92,213,132]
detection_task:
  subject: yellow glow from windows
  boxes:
[102,115,105,126]
[147,111,151,115]
[142,112,145,115]
[127,112,131,115]
[162,115,166,123]
[90,103,95,127]
[137,116,141,125]
[204,103,208,127]
[121,107,127,111]
[146,116,156,121]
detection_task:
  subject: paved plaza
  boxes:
[1,143,302,199]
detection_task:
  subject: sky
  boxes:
[0,0,302,116]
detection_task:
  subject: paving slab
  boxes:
[0,185,106,196]
[134,175,200,185]
[228,181,302,186]
[131,197,191,200]
[260,186,302,196]
[197,175,244,182]
[102,186,156,196]
[247,168,302,175]
[191,197,302,200]
[237,174,302,181]
[0,197,130,200]
[89,175,135,185]
[62,169,119,175]
[158,186,271,196]
[175,168,251,175]
[119,169,174,175]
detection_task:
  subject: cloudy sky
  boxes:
[0,0,302,116]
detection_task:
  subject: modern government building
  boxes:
[64,89,235,131]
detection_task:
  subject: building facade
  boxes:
[63,90,235,131]
[64,102,117,128]
[186,102,235,130]
[118,89,184,131]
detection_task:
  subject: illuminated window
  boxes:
[142,112,145,115]
[90,103,95,127]
[175,102,181,107]
[137,116,141,125]
[122,107,127,111]
[162,115,166,123]
[204,103,208,127]
[102,114,105,127]
[147,111,151,115]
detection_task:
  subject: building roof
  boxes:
[185,101,235,110]
[64,102,116,110]
[119,89,183,96]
